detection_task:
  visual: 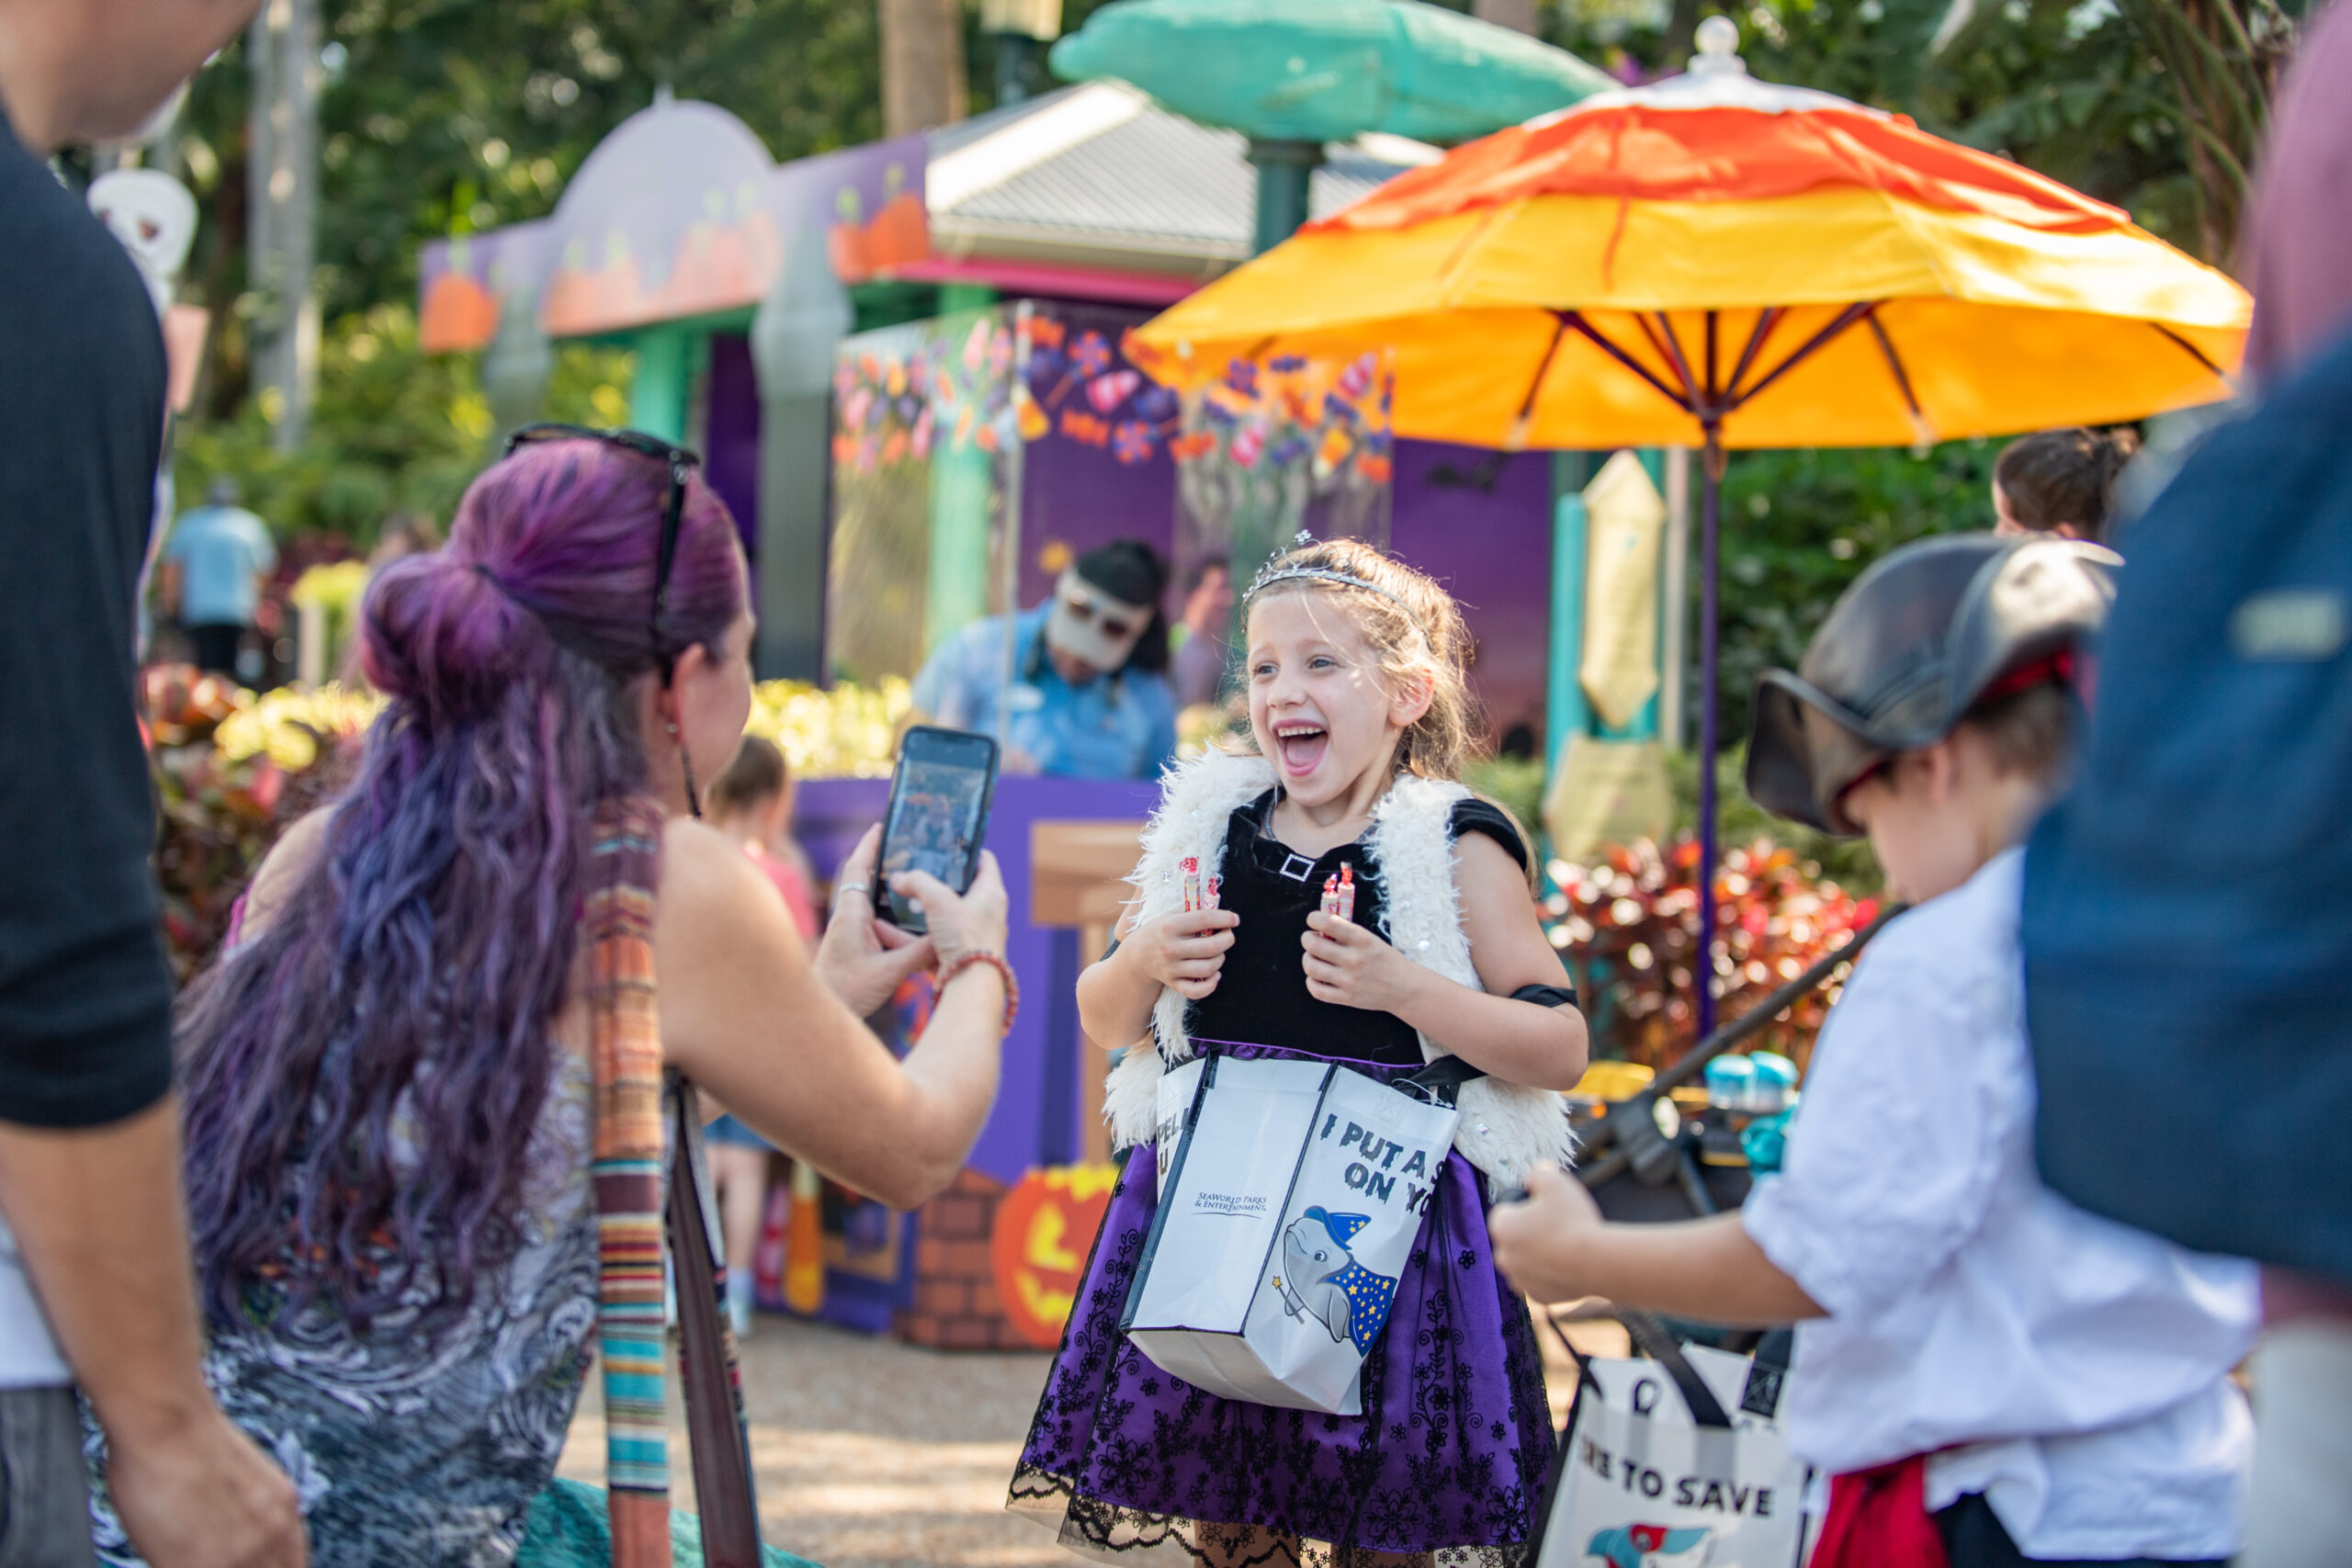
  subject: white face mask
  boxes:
[1044,570,1150,675]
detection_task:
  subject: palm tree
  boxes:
[2118,0,2299,267]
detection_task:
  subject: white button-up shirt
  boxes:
[1742,848,2259,1561]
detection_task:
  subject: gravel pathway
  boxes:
[560,1308,1589,1568]
[557,1315,1063,1568]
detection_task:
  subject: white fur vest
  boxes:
[1101,747,1576,1189]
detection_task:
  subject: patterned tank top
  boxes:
[87,1053,601,1565]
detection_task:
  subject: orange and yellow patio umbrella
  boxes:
[1128,19,2250,1034]
[1129,21,2246,454]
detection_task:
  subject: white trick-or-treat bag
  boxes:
[1121,1051,1462,1415]
[1533,1315,1815,1568]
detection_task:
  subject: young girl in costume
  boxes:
[1011,538,1590,1568]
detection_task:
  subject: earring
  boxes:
[668,721,703,819]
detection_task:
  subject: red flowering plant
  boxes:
[141,664,372,982]
[1542,836,1881,1077]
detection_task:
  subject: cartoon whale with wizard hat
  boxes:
[1272,1207,1398,1355]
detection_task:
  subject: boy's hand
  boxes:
[1127,908,1240,999]
[1488,1163,1609,1304]
[1302,910,1424,1014]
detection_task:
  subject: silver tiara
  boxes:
[1244,532,1427,632]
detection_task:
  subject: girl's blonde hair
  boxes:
[1241,536,1477,781]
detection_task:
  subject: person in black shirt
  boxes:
[0,3,302,1564]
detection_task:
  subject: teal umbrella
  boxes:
[1052,0,1616,248]
[1051,0,1615,143]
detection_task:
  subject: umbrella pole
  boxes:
[1695,425,1724,1042]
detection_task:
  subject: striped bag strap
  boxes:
[667,1076,763,1562]
[586,798,676,1568]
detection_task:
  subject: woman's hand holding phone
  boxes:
[816,826,1009,1021]
[815,826,936,1018]
[1126,908,1239,1000]
[896,851,1009,964]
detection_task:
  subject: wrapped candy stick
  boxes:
[1320,874,1341,919]
[1181,856,1202,914]
[1203,874,1221,912]
[1335,862,1356,923]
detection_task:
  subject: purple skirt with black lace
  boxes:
[1007,1043,1555,1568]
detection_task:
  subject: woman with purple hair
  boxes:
[85,434,1012,1562]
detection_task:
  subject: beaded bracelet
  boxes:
[936,948,1019,1035]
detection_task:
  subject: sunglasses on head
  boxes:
[504,423,702,675]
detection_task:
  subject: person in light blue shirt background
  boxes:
[910,539,1178,781]
[162,478,277,675]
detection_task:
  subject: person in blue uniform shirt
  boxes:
[911,539,1178,779]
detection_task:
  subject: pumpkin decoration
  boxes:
[989,1165,1119,1349]
[419,271,499,354]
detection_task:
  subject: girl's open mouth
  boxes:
[1273,724,1329,776]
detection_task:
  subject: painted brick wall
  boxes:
[894,1167,1031,1350]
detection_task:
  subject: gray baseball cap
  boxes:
[1746,534,2119,834]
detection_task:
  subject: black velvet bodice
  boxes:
[1183,790,1526,1066]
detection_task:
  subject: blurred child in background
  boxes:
[703,735,822,1336]
[1992,427,2140,547]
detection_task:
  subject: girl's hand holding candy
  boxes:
[1128,907,1241,1000]
[1301,908,1427,1014]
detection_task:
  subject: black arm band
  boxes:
[1509,983,1579,1010]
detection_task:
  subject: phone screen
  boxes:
[877,727,998,933]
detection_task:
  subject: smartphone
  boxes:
[874,725,1001,934]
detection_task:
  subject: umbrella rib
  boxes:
[1638,313,1702,409]
[1722,308,1785,406]
[1727,302,1882,412]
[2149,323,2240,394]
[1865,312,1933,442]
[1555,310,1693,415]
[1504,313,1575,449]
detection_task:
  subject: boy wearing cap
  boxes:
[1491,536,2258,1568]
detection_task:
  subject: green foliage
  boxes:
[162,0,1135,547]
[1461,733,1881,897]
[179,3,890,327]
[174,304,632,542]
[1659,441,1993,875]
[176,0,1137,332]
[1702,439,1997,744]
[1462,753,1548,840]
